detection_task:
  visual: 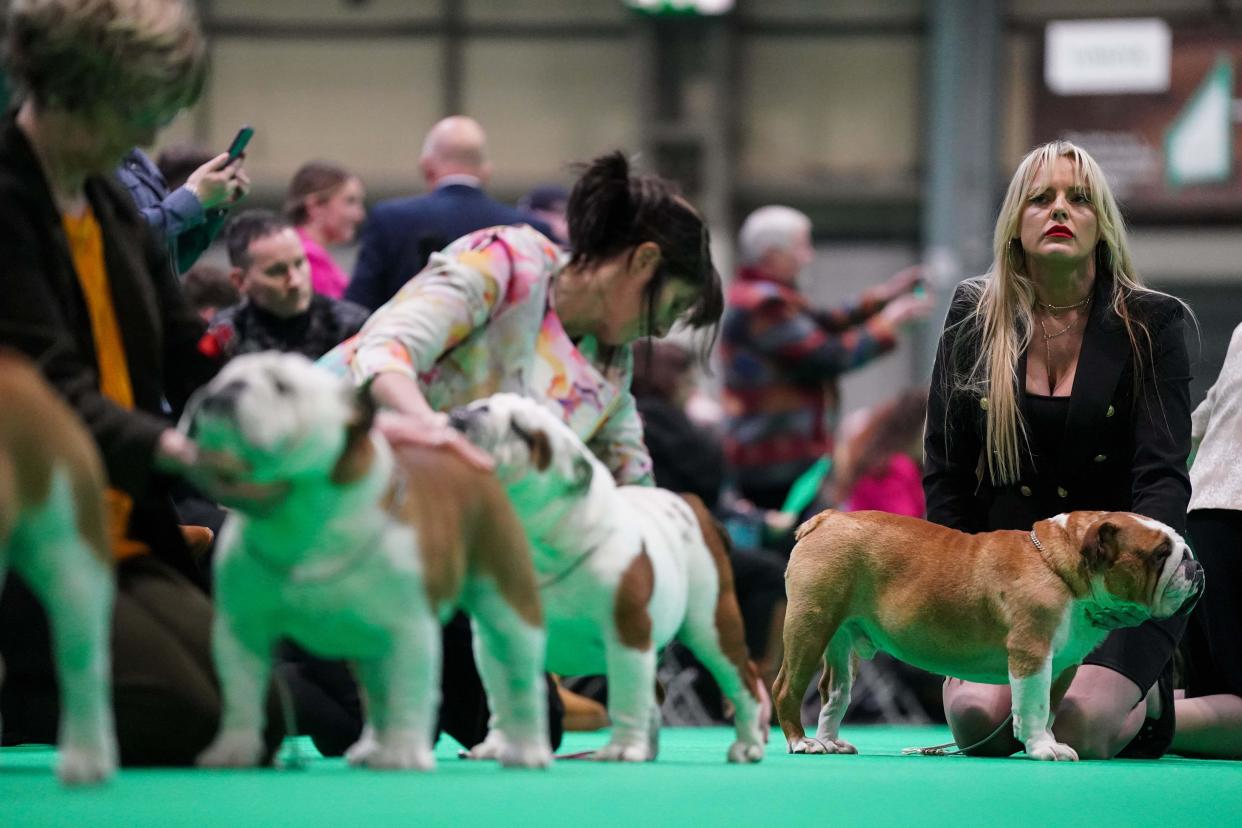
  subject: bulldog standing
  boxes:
[453,393,768,764]
[187,353,551,771]
[0,353,116,784]
[774,509,1202,761]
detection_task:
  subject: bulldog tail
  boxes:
[794,509,839,542]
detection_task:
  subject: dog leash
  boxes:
[901,531,1049,757]
[274,671,309,770]
[538,546,598,590]
[902,715,1015,757]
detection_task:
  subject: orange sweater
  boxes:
[63,207,149,560]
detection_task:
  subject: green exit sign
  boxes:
[625,0,734,15]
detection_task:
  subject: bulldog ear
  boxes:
[525,428,553,472]
[510,419,552,471]
[1082,520,1121,572]
[330,386,377,485]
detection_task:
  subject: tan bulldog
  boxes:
[0,352,115,784]
[186,353,550,771]
[773,509,1203,761]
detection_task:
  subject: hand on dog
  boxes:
[376,410,495,472]
[156,429,290,515]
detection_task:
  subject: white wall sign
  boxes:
[1045,19,1172,95]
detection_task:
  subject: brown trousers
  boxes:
[0,554,283,766]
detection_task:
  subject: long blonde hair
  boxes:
[949,140,1163,485]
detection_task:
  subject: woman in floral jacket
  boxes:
[296,152,724,756]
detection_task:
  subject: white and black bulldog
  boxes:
[451,393,768,764]
[186,353,551,771]
[0,353,116,785]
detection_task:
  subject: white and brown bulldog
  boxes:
[0,353,116,784]
[185,353,551,771]
[774,509,1204,761]
[451,393,768,764]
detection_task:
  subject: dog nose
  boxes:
[1175,559,1206,615]
[447,407,472,432]
[200,379,245,415]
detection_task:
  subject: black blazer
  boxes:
[345,183,553,311]
[923,275,1192,536]
[0,115,219,579]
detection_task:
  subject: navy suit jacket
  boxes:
[345,183,553,311]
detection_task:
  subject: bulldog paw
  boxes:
[593,740,653,763]
[361,742,435,771]
[358,730,435,771]
[498,739,553,769]
[788,736,855,755]
[344,727,379,766]
[197,729,265,768]
[1025,738,1079,762]
[463,733,505,761]
[57,742,116,786]
[727,740,765,764]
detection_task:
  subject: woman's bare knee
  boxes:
[944,680,1017,757]
[1054,696,1131,759]
[1053,666,1145,759]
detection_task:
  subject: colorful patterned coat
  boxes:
[320,224,653,485]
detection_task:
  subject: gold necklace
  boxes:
[1037,296,1089,393]
[1038,294,1091,314]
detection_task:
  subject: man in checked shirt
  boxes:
[720,206,932,513]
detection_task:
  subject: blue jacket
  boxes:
[345,182,552,311]
[115,148,227,275]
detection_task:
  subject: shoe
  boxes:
[1116,666,1174,759]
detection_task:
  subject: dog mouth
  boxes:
[1156,557,1205,618]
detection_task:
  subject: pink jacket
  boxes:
[842,453,925,518]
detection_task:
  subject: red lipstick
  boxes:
[1045,224,1074,239]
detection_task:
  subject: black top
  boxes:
[0,113,219,581]
[1023,393,1071,485]
[923,275,1192,536]
[206,293,369,361]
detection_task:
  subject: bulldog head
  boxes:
[182,352,372,485]
[1076,512,1203,624]
[449,393,597,497]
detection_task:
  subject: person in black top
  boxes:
[201,210,369,361]
[924,140,1192,759]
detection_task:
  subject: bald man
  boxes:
[345,116,553,311]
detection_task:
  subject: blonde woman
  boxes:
[924,141,1192,759]
[0,0,280,765]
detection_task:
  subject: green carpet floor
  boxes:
[4,727,1241,827]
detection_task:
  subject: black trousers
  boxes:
[278,612,564,757]
[1183,508,1242,698]
[0,554,284,766]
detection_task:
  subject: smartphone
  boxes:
[226,125,254,161]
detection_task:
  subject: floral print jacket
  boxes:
[320,224,653,485]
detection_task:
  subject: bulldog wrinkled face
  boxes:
[450,393,594,494]
[1085,514,1204,621]
[184,352,357,482]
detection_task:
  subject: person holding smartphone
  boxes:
[0,0,282,766]
[117,125,252,275]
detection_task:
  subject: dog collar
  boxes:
[538,545,597,590]
[1029,528,1078,595]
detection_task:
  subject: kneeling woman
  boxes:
[924,140,1192,759]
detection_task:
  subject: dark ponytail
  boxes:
[566,152,723,350]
